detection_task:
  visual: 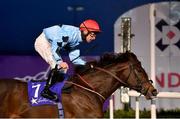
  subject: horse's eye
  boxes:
[136,68,142,73]
[149,80,153,84]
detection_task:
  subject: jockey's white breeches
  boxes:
[34,32,56,69]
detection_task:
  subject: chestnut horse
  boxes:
[0,52,158,118]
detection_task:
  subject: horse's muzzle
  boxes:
[152,89,158,96]
[145,88,158,100]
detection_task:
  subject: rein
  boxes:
[65,81,105,101]
[67,64,128,101]
[68,61,152,101]
[94,66,127,86]
[67,64,131,101]
[76,74,95,90]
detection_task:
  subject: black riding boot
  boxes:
[41,66,64,102]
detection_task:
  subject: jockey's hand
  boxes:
[86,60,97,68]
[59,62,69,70]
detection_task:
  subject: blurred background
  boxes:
[0,0,167,55]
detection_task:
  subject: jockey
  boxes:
[34,19,101,102]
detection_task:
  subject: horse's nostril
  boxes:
[152,89,158,96]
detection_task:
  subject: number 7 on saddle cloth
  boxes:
[27,73,68,106]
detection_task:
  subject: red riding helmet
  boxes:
[80,19,101,32]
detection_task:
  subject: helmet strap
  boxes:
[82,22,90,33]
[81,22,91,42]
[81,31,90,42]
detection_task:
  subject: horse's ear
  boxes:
[122,51,132,61]
[126,51,138,61]
[125,50,131,54]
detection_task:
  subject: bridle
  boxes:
[68,61,153,101]
[92,62,153,95]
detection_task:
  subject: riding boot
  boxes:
[41,66,63,102]
[41,87,59,102]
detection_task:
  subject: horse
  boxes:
[0,51,158,118]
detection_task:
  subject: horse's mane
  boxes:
[74,52,134,75]
[96,52,129,67]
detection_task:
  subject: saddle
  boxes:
[61,79,73,93]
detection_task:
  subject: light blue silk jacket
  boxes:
[43,25,86,65]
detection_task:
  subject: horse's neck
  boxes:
[84,67,121,99]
